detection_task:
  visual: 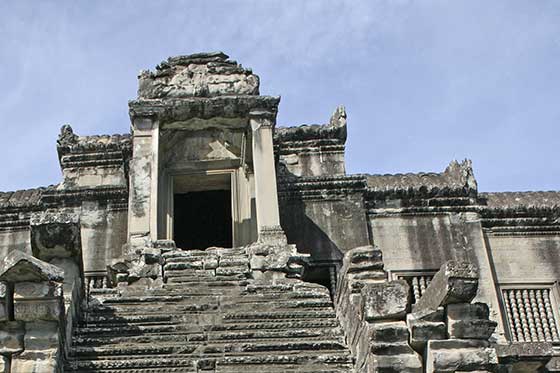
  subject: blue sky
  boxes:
[1,1,559,192]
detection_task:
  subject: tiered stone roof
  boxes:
[365,160,478,199]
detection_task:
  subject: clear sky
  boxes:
[1,1,559,192]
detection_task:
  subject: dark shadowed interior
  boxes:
[173,190,232,249]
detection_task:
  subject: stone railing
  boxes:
[0,250,66,373]
[407,261,499,372]
[335,245,422,372]
[335,246,553,372]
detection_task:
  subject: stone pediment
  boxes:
[0,250,64,283]
[138,52,260,99]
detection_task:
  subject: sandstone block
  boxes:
[0,299,6,322]
[14,281,62,298]
[142,248,162,264]
[345,246,384,273]
[413,261,478,317]
[496,342,553,372]
[447,302,490,320]
[366,351,423,373]
[426,339,498,373]
[407,313,446,351]
[0,321,25,354]
[447,303,496,340]
[448,319,497,340]
[14,298,63,322]
[370,321,410,343]
[203,257,219,270]
[11,349,60,373]
[362,280,410,321]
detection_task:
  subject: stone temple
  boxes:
[0,52,559,372]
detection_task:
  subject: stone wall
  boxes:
[485,234,560,283]
[0,230,31,259]
[280,195,370,263]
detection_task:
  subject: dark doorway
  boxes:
[173,190,232,249]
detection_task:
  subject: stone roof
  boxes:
[365,160,478,198]
[57,125,131,158]
[275,106,347,143]
[0,249,64,282]
[0,187,50,211]
[480,191,560,210]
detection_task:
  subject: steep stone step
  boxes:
[74,327,344,347]
[66,352,352,372]
[77,318,341,337]
[70,248,353,372]
[71,340,348,359]
[166,275,248,283]
[223,309,337,322]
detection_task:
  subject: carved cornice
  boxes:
[274,106,347,151]
[56,125,131,170]
[478,191,560,234]
[365,160,478,202]
[129,95,280,128]
[41,186,128,208]
[277,175,367,201]
[0,187,49,213]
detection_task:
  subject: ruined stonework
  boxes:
[0,52,559,372]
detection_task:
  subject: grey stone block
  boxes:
[426,339,498,373]
[362,280,410,321]
[412,261,478,317]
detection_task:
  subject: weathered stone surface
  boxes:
[413,261,478,317]
[5,52,560,372]
[426,339,498,373]
[362,280,410,321]
[407,312,446,351]
[11,349,60,373]
[14,298,63,322]
[66,248,354,372]
[366,353,423,373]
[14,281,62,298]
[446,303,496,340]
[138,52,260,99]
[496,342,553,372]
[0,250,64,283]
[29,208,81,261]
[0,320,25,354]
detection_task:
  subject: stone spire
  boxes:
[137,51,260,99]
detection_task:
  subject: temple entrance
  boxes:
[172,174,233,249]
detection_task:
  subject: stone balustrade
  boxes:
[335,245,422,372]
[0,250,66,373]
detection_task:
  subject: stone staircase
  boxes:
[65,247,354,372]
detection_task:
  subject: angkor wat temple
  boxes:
[0,52,558,372]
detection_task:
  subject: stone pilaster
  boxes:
[128,116,160,245]
[249,110,285,244]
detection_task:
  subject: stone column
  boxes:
[250,110,285,244]
[128,116,160,246]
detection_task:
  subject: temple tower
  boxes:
[126,52,284,249]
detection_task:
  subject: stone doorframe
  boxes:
[158,161,257,247]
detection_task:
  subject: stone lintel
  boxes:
[128,96,280,128]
